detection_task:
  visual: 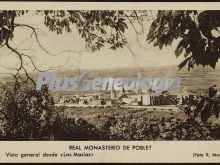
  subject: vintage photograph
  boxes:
[0,10,220,141]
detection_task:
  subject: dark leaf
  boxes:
[178,57,191,70]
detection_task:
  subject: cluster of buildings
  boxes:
[56,89,183,107]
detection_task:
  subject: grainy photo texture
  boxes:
[0,10,220,141]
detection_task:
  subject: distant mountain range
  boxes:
[1,65,220,94]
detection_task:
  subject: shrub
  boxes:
[51,114,104,140]
[0,86,55,140]
[101,115,220,140]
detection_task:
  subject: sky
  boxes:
[0,11,190,74]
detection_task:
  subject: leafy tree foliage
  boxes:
[147,11,220,70]
[51,115,104,140]
[0,83,105,140]
[1,10,220,73]
[0,10,152,82]
[43,10,130,51]
[100,112,220,140]
[0,85,55,140]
